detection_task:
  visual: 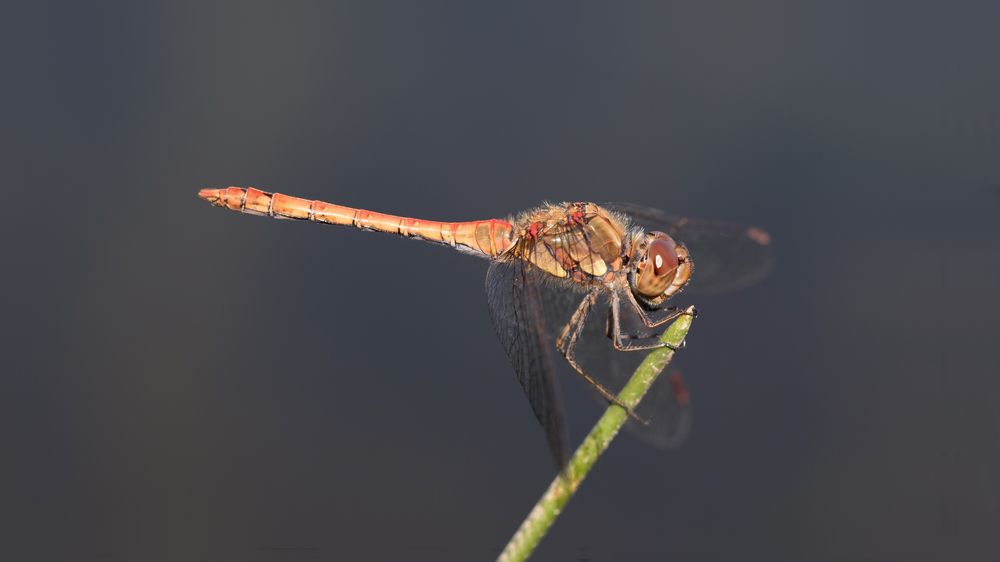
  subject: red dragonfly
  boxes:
[198,187,773,469]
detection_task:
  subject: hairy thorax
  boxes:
[511,202,631,285]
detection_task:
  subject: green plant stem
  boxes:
[496,306,696,562]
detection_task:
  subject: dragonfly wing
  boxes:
[632,369,693,448]
[485,257,568,470]
[616,363,693,449]
[604,202,775,295]
[569,291,694,448]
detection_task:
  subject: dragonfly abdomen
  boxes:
[198,187,515,257]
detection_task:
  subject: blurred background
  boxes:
[3,2,999,561]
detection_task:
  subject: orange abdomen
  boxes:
[198,186,515,258]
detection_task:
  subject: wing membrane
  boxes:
[485,257,568,470]
[570,291,694,448]
[605,202,775,295]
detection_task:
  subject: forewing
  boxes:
[605,202,775,295]
[485,257,568,470]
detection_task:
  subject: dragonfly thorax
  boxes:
[510,203,693,305]
[512,202,628,284]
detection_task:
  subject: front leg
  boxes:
[624,289,696,328]
[609,291,692,352]
[556,290,649,425]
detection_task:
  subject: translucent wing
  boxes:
[604,202,775,295]
[571,291,694,448]
[638,369,693,448]
[485,256,568,470]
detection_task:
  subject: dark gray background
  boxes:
[4,2,999,561]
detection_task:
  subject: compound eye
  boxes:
[649,238,679,278]
[633,234,681,299]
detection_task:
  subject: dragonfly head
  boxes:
[628,231,693,307]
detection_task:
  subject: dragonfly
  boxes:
[198,187,773,470]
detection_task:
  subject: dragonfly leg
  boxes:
[624,289,697,328]
[555,290,597,350]
[609,292,687,352]
[556,290,649,426]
